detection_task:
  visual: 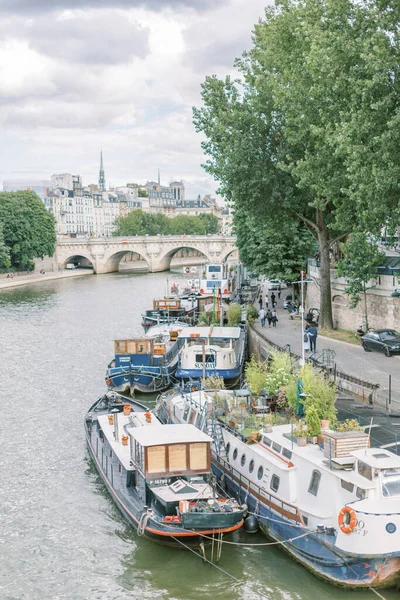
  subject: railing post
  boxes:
[389,374,392,415]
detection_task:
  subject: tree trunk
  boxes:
[316,211,334,330]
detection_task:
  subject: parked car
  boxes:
[283,294,293,309]
[268,279,282,290]
[361,329,400,357]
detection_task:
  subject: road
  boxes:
[253,286,400,410]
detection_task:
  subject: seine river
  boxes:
[0,272,397,600]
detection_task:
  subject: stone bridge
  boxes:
[55,235,238,274]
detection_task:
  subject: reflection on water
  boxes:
[1,272,398,600]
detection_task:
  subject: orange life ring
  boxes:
[338,506,357,534]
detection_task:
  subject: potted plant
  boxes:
[305,404,321,443]
[293,421,310,447]
[246,305,259,323]
[245,355,268,396]
[300,364,337,430]
[264,413,274,433]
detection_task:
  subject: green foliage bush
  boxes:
[335,419,361,432]
[300,364,337,422]
[227,302,242,326]
[113,209,219,236]
[245,355,268,396]
[246,305,259,321]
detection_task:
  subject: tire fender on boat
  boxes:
[338,506,357,534]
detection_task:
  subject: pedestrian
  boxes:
[266,309,272,327]
[307,324,318,352]
[271,309,278,327]
[259,307,266,327]
[265,294,269,310]
[271,292,276,308]
[278,289,281,300]
[258,296,263,310]
[303,330,311,354]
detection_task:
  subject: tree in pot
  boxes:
[300,364,337,428]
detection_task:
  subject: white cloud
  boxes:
[0,0,268,198]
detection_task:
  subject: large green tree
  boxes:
[0,222,11,269]
[194,0,400,328]
[336,234,386,329]
[114,210,219,236]
[0,191,56,268]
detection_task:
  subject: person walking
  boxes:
[303,329,311,354]
[278,288,281,300]
[307,324,318,353]
[271,309,278,327]
[266,308,273,328]
[265,294,269,310]
[259,307,266,327]
[270,292,276,308]
[258,296,263,311]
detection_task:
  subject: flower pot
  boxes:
[320,419,330,430]
[317,434,325,447]
[251,431,259,441]
[264,424,273,433]
[297,436,307,447]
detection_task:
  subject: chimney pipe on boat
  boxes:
[111,408,119,440]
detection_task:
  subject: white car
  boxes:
[268,279,281,290]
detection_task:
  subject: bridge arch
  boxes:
[222,248,240,263]
[103,250,151,272]
[62,254,94,270]
[157,245,212,272]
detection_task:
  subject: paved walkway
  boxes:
[253,288,400,407]
[0,269,92,290]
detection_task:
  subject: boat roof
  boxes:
[178,326,241,339]
[351,448,400,469]
[128,423,211,447]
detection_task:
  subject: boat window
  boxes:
[270,474,280,492]
[282,448,292,460]
[233,448,238,461]
[357,460,373,481]
[183,405,190,421]
[257,466,264,480]
[195,412,203,428]
[263,437,272,447]
[308,470,321,496]
[381,468,400,497]
[189,443,208,470]
[341,479,354,493]
[147,445,167,474]
[272,442,282,453]
[168,444,187,472]
[225,442,230,455]
[303,516,308,526]
[241,453,246,467]
[188,409,196,425]
[249,459,255,473]
[356,487,366,500]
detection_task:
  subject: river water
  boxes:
[0,272,397,600]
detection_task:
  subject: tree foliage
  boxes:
[336,234,385,328]
[0,222,11,269]
[193,0,400,328]
[0,191,56,268]
[113,209,219,236]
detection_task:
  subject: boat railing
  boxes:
[214,451,304,525]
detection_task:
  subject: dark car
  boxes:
[361,329,400,357]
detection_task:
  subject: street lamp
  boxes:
[291,273,314,365]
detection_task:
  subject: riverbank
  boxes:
[0,269,92,290]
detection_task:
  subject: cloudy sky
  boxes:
[0,0,268,198]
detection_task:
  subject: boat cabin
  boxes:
[128,424,213,516]
[178,326,241,370]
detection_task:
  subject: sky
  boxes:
[0,0,268,198]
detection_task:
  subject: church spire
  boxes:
[98,150,106,191]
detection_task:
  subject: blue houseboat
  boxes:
[106,323,187,394]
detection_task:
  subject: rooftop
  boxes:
[128,423,211,447]
[178,326,242,339]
